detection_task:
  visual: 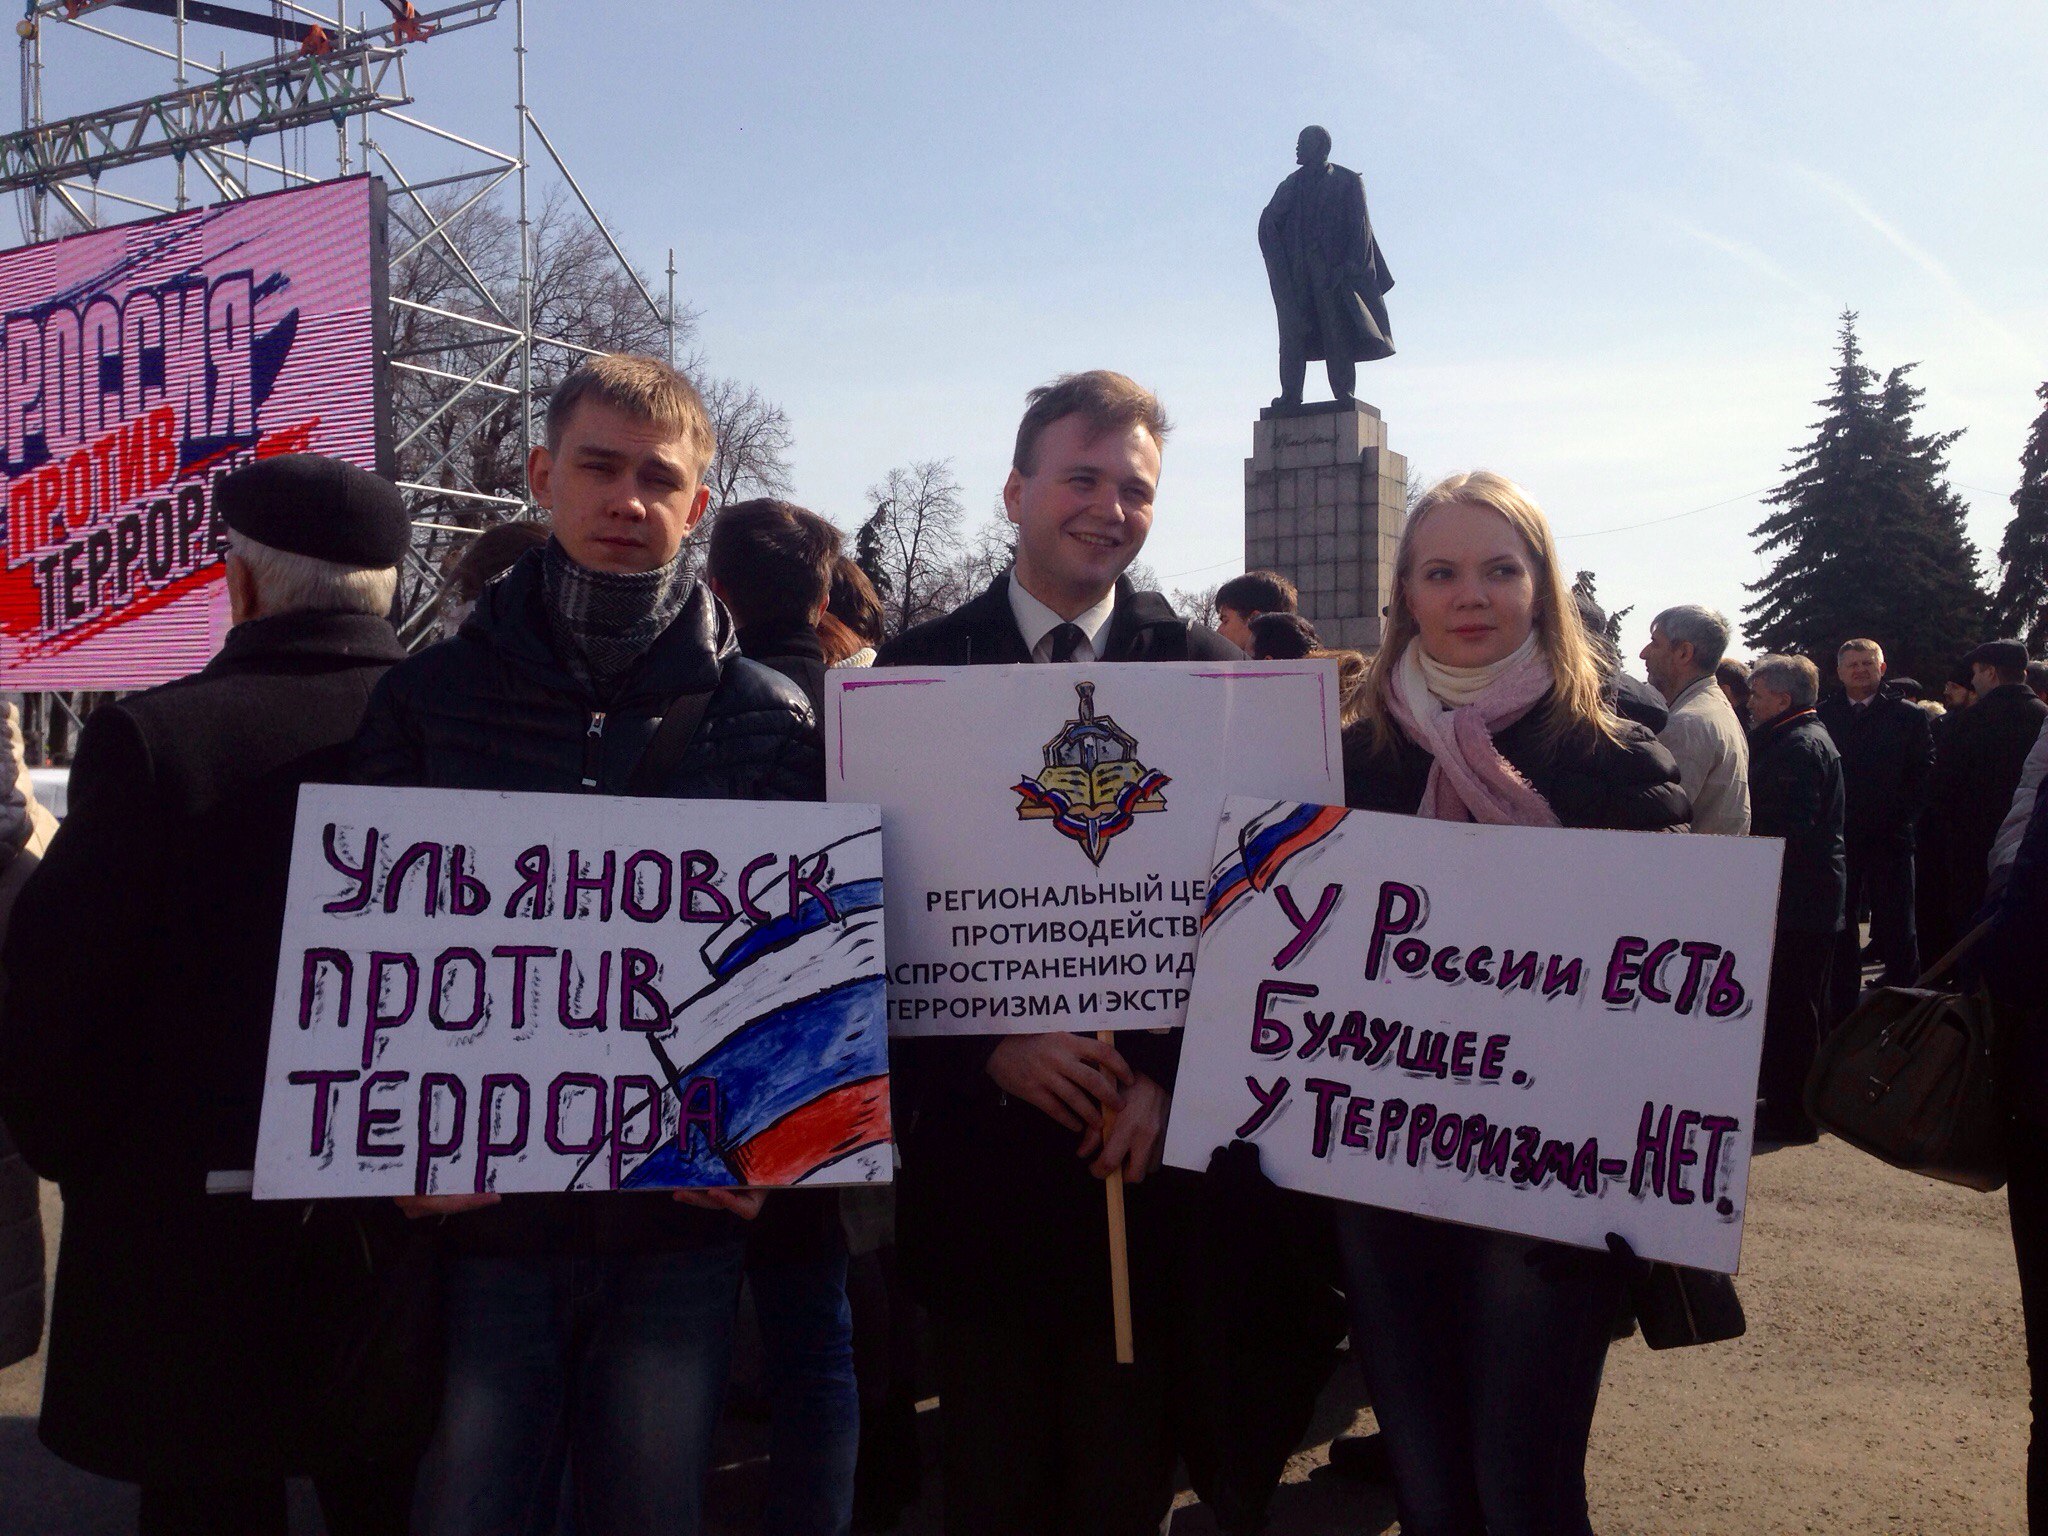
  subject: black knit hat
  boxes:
[1964,638,2031,675]
[217,454,409,568]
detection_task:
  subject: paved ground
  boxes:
[3,1135,2029,1534]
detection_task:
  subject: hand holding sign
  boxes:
[986,1031,1132,1134]
[1164,798,1784,1273]
[255,786,893,1199]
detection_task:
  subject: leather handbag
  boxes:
[1605,1234,1746,1350]
[1804,921,2007,1192]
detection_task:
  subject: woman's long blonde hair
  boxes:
[1356,470,1618,750]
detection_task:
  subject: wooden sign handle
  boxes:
[1099,1029,1135,1365]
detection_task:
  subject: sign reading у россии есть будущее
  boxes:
[253,785,890,1199]
[826,661,1344,1038]
[1162,798,1784,1272]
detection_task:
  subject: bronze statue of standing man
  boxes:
[1259,125,1395,409]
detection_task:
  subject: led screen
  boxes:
[0,174,388,690]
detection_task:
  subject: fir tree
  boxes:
[1570,570,1631,646]
[1990,380,2048,651]
[854,505,894,614]
[1745,312,1988,687]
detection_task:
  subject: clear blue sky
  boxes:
[47,1,2048,663]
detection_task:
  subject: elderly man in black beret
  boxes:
[0,455,418,1535]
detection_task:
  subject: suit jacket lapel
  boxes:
[961,577,1033,664]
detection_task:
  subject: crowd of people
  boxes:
[0,351,2045,1536]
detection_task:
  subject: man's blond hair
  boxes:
[1012,370,1171,475]
[1838,637,1884,659]
[545,353,716,481]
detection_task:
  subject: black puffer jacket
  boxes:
[355,548,822,802]
[1343,695,1689,832]
[352,547,824,1258]
[1747,707,1846,934]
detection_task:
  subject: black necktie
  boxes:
[1048,623,1085,663]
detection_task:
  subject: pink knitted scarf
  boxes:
[1383,638,1562,827]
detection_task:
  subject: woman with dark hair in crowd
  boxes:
[1243,612,1371,724]
[1247,611,1319,660]
[1337,470,1688,1535]
[816,559,922,1521]
[823,557,886,668]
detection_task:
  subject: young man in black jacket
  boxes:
[878,371,1240,1536]
[1817,638,1933,1015]
[1746,655,1846,1143]
[352,356,824,1534]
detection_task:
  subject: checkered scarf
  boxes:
[542,537,695,702]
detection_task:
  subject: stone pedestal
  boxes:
[1242,400,1407,653]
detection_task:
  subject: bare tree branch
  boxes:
[1171,582,1221,629]
[700,377,795,508]
[864,460,965,636]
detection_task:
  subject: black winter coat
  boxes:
[1746,708,1847,935]
[351,547,824,1260]
[0,610,410,1482]
[1607,669,1669,733]
[1817,688,1934,848]
[875,574,1241,1307]
[737,616,828,716]
[1928,682,2048,930]
[1342,699,1689,833]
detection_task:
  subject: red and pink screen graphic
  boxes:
[0,176,385,690]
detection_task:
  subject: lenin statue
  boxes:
[1259,125,1395,409]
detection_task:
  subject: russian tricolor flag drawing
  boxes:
[1202,801,1349,931]
[624,827,890,1189]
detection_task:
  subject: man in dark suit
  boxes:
[1745,655,1846,1144]
[879,371,1241,1536]
[1817,637,1934,1016]
[1931,638,2048,940]
[0,456,415,1534]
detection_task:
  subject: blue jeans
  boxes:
[1336,1205,1621,1536]
[749,1250,859,1536]
[418,1244,745,1536]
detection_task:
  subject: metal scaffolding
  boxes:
[5,0,681,666]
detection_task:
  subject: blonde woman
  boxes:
[1339,472,1688,1535]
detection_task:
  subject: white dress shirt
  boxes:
[1008,572,1116,663]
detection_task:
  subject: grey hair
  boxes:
[1750,653,1819,710]
[1651,604,1731,671]
[225,529,397,619]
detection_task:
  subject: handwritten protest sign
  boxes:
[253,785,890,1198]
[827,663,1343,1037]
[1162,799,1783,1272]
